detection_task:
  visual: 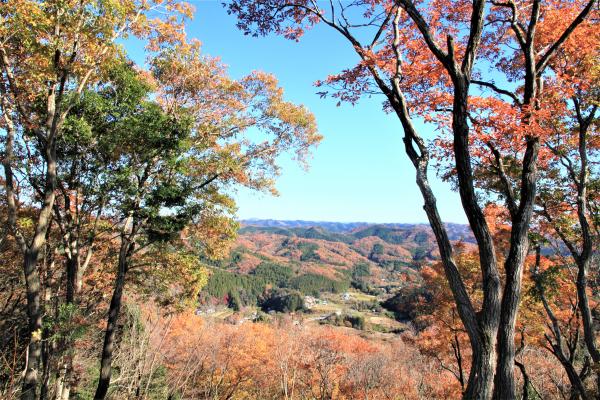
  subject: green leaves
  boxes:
[529,264,564,302]
[42,303,87,344]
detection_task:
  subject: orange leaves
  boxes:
[151,313,452,399]
[146,16,187,52]
[483,203,511,242]
[169,1,195,19]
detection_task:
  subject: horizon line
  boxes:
[238,218,468,225]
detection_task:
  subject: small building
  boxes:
[304,295,318,309]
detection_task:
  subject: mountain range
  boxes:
[211,220,475,291]
[239,218,472,235]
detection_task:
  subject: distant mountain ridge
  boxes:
[239,219,376,232]
[239,219,474,243]
[238,218,469,232]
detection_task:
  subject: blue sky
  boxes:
[134,1,467,224]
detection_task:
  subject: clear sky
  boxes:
[134,1,468,224]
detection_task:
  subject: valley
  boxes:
[197,220,474,334]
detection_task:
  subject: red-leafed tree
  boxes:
[440,6,600,397]
[225,0,597,398]
[528,20,599,397]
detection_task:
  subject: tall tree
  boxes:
[225,0,596,398]
[533,23,599,395]
[0,1,192,397]
[460,9,599,396]
[54,47,320,398]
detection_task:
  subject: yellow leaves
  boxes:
[150,45,321,196]
[132,247,211,311]
[17,216,34,231]
[1,0,193,122]
[31,328,43,342]
[186,214,239,260]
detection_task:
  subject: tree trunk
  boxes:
[53,362,67,400]
[576,256,600,389]
[94,239,131,399]
[66,253,78,305]
[451,77,501,400]
[493,139,539,400]
[20,140,58,400]
[561,357,589,400]
[40,325,52,400]
[464,338,496,400]
[370,9,499,397]
[547,105,600,395]
[55,254,78,399]
[494,241,529,400]
[574,108,600,394]
[21,250,43,400]
[515,361,531,400]
[59,385,71,400]
[380,77,499,398]
[0,99,51,400]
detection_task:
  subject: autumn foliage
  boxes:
[103,308,470,400]
[1,0,599,399]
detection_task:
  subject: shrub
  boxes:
[381,286,429,321]
[321,313,366,330]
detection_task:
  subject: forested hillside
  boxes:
[198,221,474,309]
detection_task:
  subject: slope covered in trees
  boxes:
[196,221,473,308]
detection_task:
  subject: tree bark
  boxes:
[94,237,132,399]
[0,71,62,399]
[0,79,44,400]
[515,360,531,400]
[533,245,589,399]
[493,138,539,400]
[386,11,499,395]
[396,90,497,399]
[544,101,599,395]
[574,110,600,391]
[576,257,600,389]
[66,255,77,306]
[451,75,502,400]
[21,251,43,400]
[21,160,57,400]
